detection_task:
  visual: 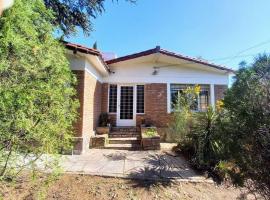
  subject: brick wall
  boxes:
[83,72,102,134]
[214,85,227,103]
[101,83,108,113]
[72,70,102,154]
[100,83,227,129]
[101,83,170,128]
[144,83,170,127]
[72,71,84,137]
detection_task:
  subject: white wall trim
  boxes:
[167,83,171,113]
[210,84,215,108]
[84,67,100,81]
[85,60,103,83]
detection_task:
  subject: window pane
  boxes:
[170,84,210,111]
[199,90,209,111]
[109,85,117,113]
[170,84,186,109]
[120,86,133,119]
[136,85,144,113]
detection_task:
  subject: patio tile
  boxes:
[59,149,211,183]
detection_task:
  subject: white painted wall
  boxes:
[103,62,230,85]
[67,53,103,82]
[67,55,85,71]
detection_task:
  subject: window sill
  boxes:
[136,113,145,115]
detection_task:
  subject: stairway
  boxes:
[106,127,141,150]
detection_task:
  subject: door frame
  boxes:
[116,84,136,127]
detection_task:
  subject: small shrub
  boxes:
[143,128,158,138]
[98,113,109,127]
[169,85,200,142]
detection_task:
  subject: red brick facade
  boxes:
[72,70,102,154]
[73,71,84,137]
[101,83,170,128]
[144,84,170,127]
[73,79,228,152]
[100,83,228,129]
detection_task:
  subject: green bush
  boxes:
[0,0,78,179]
[169,86,199,142]
[171,55,270,198]
[222,54,270,198]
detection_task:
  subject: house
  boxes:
[64,42,234,154]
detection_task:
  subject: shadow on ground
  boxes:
[126,153,182,189]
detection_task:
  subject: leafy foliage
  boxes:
[169,85,200,142]
[0,0,78,178]
[44,0,136,36]
[190,107,223,168]
[223,54,270,198]
[142,128,158,138]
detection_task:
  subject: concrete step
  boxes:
[105,143,141,150]
[109,132,141,138]
[111,126,139,132]
[108,137,141,144]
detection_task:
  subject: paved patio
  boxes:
[61,149,213,183]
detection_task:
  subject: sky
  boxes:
[68,0,270,70]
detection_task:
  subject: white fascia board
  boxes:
[86,54,109,77]
[103,76,229,85]
[84,60,103,82]
[67,52,104,82]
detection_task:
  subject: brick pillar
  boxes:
[144,83,169,127]
[72,71,84,138]
[72,70,102,154]
[101,83,108,113]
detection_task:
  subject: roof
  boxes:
[63,41,100,55]
[106,46,234,73]
[63,41,110,72]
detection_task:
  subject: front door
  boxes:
[117,85,136,126]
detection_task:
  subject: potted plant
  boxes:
[141,127,160,150]
[96,113,111,135]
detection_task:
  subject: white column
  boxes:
[210,84,215,109]
[167,83,171,113]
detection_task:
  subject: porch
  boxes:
[91,126,161,151]
[62,148,212,183]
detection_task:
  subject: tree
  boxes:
[44,0,136,36]
[0,0,78,178]
[93,41,98,49]
[223,54,270,198]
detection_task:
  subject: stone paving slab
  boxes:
[61,149,213,183]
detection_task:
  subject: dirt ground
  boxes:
[0,174,258,200]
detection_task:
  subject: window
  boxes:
[136,85,144,113]
[170,84,209,111]
[198,85,209,111]
[109,85,117,113]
